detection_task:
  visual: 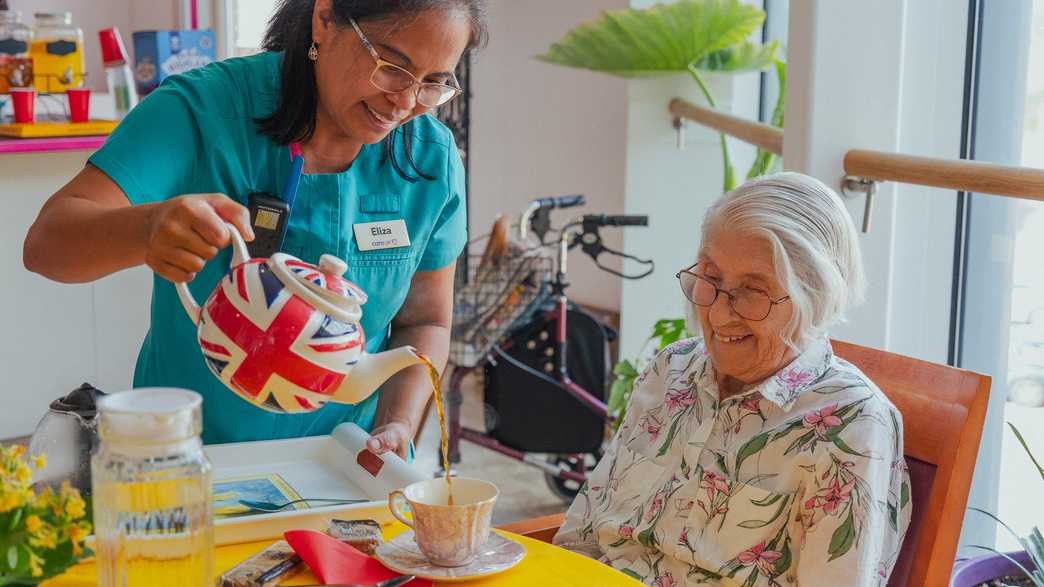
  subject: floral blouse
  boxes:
[554,337,912,586]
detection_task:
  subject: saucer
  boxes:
[374,530,526,582]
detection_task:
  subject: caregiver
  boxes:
[23,0,487,457]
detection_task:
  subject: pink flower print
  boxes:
[645,488,668,522]
[700,470,731,502]
[803,404,842,438]
[820,477,855,515]
[678,525,689,546]
[740,394,762,413]
[779,368,815,391]
[640,412,664,442]
[653,571,676,587]
[738,542,783,575]
[665,387,696,414]
[805,476,855,516]
[618,523,634,539]
[876,560,889,578]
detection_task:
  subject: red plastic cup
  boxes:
[10,87,35,123]
[66,88,91,123]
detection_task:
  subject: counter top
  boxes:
[0,135,106,154]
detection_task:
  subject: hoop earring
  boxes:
[308,42,319,61]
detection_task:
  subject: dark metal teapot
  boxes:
[27,383,105,497]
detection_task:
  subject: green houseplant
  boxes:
[539,0,786,425]
[538,0,785,193]
[956,423,1044,586]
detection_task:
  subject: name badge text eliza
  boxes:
[353,220,411,252]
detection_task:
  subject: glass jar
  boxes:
[0,11,32,93]
[91,389,214,587]
[29,11,83,93]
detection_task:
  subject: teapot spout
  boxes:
[332,346,427,405]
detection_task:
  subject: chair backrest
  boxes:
[500,341,991,587]
[831,340,991,587]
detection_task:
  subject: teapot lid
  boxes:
[269,253,367,324]
[50,382,105,419]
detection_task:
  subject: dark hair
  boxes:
[257,0,487,181]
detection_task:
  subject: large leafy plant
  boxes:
[969,423,1044,585]
[538,0,786,192]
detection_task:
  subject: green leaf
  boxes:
[614,359,639,378]
[735,432,769,470]
[6,546,16,570]
[692,40,780,73]
[828,509,856,562]
[751,493,783,507]
[747,59,786,179]
[901,481,910,509]
[783,429,816,455]
[774,539,793,576]
[657,414,685,456]
[537,0,767,78]
[621,568,644,581]
[830,434,868,458]
[1009,422,1044,482]
[7,508,22,532]
[737,493,790,529]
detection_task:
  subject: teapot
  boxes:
[175,224,425,414]
[28,383,105,496]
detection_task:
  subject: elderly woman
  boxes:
[554,173,911,586]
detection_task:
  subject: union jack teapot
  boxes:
[175,225,424,414]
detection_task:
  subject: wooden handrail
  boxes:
[668,98,783,155]
[668,98,1044,201]
[845,149,1044,202]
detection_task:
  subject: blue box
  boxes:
[132,30,216,96]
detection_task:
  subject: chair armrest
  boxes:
[496,513,567,544]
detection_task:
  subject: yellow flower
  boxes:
[0,491,23,512]
[25,514,42,533]
[15,462,32,483]
[70,523,89,555]
[29,555,42,578]
[32,454,46,470]
[10,445,25,458]
[65,495,86,519]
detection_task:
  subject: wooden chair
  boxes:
[497,339,991,587]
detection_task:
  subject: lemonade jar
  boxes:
[91,388,214,586]
[29,11,83,93]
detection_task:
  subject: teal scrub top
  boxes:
[88,52,467,445]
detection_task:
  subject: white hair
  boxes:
[698,172,866,350]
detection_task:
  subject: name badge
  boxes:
[353,219,411,251]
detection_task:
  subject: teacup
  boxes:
[388,477,498,567]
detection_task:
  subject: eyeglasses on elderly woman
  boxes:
[675,262,790,322]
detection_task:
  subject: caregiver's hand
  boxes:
[367,420,412,460]
[145,194,255,283]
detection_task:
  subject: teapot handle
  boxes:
[175,223,252,326]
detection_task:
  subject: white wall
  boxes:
[469,0,629,312]
[1,151,151,440]
[7,0,180,93]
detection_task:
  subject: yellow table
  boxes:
[46,522,643,586]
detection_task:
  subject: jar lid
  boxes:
[98,388,202,444]
[269,253,367,324]
[33,11,71,24]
